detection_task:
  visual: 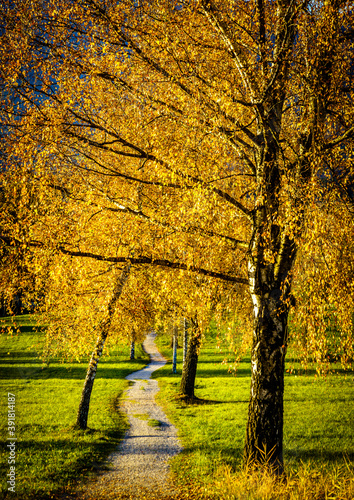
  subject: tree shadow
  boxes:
[0,430,126,500]
[173,394,249,407]
[285,448,354,463]
[0,361,149,380]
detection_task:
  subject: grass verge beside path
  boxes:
[153,330,354,500]
[0,314,149,500]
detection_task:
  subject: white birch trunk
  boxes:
[75,264,131,429]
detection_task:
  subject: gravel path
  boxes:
[80,332,182,500]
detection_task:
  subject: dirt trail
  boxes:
[79,332,182,500]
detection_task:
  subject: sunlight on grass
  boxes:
[154,329,354,500]
[206,461,354,500]
[0,314,149,500]
[2,316,353,499]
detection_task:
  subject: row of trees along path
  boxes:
[1,0,354,476]
[76,332,182,500]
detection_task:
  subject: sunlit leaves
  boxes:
[1,0,353,374]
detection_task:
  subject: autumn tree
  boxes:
[292,176,354,372]
[0,149,47,315]
[179,315,202,400]
[75,262,131,429]
[1,0,354,471]
[39,242,159,429]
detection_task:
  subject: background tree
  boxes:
[179,315,202,400]
[292,186,354,371]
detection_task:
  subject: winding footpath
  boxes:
[81,332,182,500]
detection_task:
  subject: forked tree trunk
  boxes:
[75,264,131,430]
[179,319,201,399]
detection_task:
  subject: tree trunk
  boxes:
[244,233,297,473]
[183,317,188,366]
[244,292,288,472]
[75,264,131,430]
[172,324,178,374]
[130,340,135,360]
[75,330,107,431]
[130,328,136,360]
[179,319,201,399]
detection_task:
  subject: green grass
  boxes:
[148,419,163,427]
[2,316,353,500]
[153,330,354,498]
[0,314,149,500]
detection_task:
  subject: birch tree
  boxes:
[1,0,354,471]
[76,263,131,430]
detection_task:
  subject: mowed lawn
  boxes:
[153,330,354,498]
[1,314,354,500]
[0,314,149,499]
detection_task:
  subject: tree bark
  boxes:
[244,232,297,473]
[130,340,135,360]
[130,328,136,360]
[172,324,178,374]
[183,317,188,366]
[179,319,201,399]
[75,264,131,430]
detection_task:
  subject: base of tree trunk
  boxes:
[174,394,212,405]
[71,423,89,431]
[179,323,201,398]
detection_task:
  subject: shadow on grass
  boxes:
[0,360,148,380]
[196,364,252,378]
[173,395,249,406]
[1,395,129,500]
[0,324,40,334]
[285,448,354,463]
[0,351,43,360]
[1,432,122,500]
[153,364,252,379]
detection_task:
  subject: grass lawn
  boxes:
[153,329,354,499]
[0,314,149,500]
[1,314,353,500]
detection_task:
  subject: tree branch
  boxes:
[322,125,354,150]
[0,234,248,285]
[49,184,249,250]
[58,248,249,284]
[200,0,260,102]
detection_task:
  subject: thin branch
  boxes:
[63,123,253,218]
[200,0,260,102]
[49,184,249,250]
[322,125,354,150]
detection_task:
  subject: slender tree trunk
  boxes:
[183,317,188,366]
[130,340,135,360]
[179,319,201,399]
[75,264,131,430]
[130,328,136,360]
[172,324,178,374]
